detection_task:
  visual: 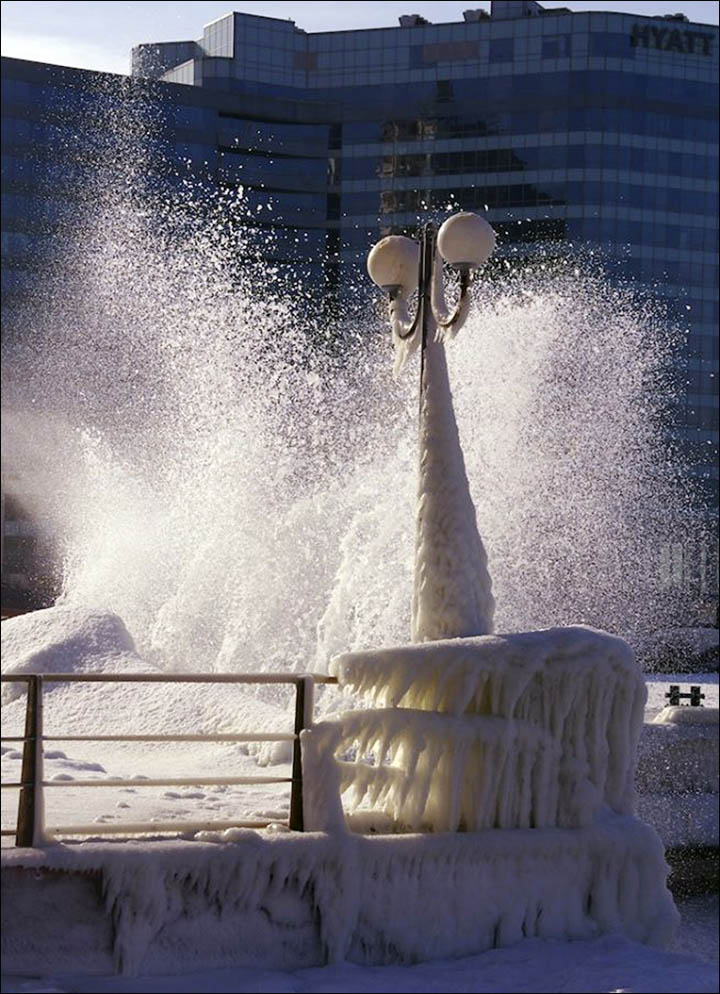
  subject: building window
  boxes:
[411,41,480,66]
[589,33,635,58]
[489,38,514,64]
[541,36,571,59]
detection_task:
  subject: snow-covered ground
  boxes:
[2,895,718,993]
[1,691,295,839]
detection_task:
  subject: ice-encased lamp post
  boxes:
[367,213,497,644]
[310,215,677,949]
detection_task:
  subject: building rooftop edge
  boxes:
[226,5,720,33]
[129,5,718,54]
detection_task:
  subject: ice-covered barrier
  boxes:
[325,626,646,832]
[291,625,679,957]
[1,607,680,971]
[2,817,677,977]
[336,710,561,832]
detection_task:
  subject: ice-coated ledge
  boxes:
[635,706,719,846]
[326,626,646,832]
[637,713,719,796]
[1,811,677,978]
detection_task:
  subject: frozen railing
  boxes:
[0,672,337,847]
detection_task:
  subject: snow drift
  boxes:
[635,704,719,847]
[0,604,146,704]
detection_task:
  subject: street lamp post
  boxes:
[368,213,497,643]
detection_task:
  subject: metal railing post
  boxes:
[289,676,314,832]
[16,675,44,847]
[1,671,336,843]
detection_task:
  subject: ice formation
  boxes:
[325,626,645,832]
[266,628,681,976]
[412,331,494,642]
[299,624,678,956]
[2,819,678,977]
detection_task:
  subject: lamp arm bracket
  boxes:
[431,262,473,340]
[389,291,422,342]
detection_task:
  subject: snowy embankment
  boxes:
[2,909,718,994]
[636,704,719,849]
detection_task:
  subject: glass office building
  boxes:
[132,0,718,494]
[1,0,718,602]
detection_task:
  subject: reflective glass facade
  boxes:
[134,3,718,501]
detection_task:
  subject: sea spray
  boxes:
[1,103,696,679]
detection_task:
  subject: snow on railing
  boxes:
[0,672,337,847]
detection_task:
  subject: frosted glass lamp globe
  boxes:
[367,235,420,296]
[437,213,496,269]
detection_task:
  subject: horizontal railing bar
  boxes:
[2,734,296,743]
[1,673,338,685]
[1,829,18,836]
[41,775,293,788]
[36,733,296,743]
[48,819,279,836]
[2,671,332,843]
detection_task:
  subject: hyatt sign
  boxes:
[630,23,714,56]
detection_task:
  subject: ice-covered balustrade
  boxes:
[297,624,679,955]
[336,710,558,833]
[2,822,678,977]
[297,710,679,964]
[325,626,646,832]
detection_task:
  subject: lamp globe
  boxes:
[437,212,496,269]
[367,235,420,296]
